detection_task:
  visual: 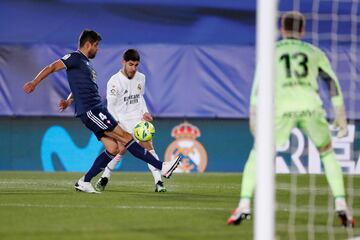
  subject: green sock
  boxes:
[321,150,345,198]
[240,148,256,198]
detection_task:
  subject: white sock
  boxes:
[335,197,347,211]
[148,150,162,184]
[102,154,122,179]
[238,198,251,212]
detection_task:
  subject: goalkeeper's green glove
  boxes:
[333,105,348,138]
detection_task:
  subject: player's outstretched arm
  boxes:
[58,93,74,112]
[23,59,65,94]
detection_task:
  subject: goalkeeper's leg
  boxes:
[303,114,355,227]
[320,147,355,227]
[227,148,256,225]
[227,114,294,225]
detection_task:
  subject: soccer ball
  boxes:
[133,121,155,142]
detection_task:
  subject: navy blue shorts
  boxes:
[79,106,118,140]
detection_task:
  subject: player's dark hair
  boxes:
[123,49,140,62]
[78,30,102,47]
[282,11,305,33]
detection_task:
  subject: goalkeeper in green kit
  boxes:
[227,11,355,228]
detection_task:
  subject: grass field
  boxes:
[0,172,359,240]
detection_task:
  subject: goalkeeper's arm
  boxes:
[318,52,348,138]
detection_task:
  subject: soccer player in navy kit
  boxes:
[23,29,181,193]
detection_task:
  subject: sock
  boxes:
[125,140,162,170]
[238,198,251,212]
[101,154,122,179]
[148,150,162,184]
[320,149,345,198]
[84,150,115,182]
[240,148,256,199]
[335,197,347,212]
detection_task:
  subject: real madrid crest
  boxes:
[164,122,208,173]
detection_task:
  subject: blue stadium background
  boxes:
[0,0,359,173]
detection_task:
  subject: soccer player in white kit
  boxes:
[95,49,166,192]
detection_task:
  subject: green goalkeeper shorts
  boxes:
[275,108,331,149]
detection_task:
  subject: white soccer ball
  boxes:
[133,121,155,142]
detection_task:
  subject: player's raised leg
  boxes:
[105,125,182,178]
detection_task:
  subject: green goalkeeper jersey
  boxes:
[250,38,344,115]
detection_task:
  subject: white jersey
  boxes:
[107,70,149,132]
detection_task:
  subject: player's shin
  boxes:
[320,149,345,199]
[101,154,122,179]
[125,139,162,170]
[84,150,115,182]
[240,148,257,202]
[148,150,162,184]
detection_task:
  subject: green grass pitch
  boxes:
[0,172,359,240]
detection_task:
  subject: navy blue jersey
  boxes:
[60,51,102,116]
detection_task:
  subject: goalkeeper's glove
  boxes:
[333,105,348,138]
[249,105,256,136]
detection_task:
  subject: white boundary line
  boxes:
[0,203,228,211]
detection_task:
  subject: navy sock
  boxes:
[84,150,114,182]
[125,140,162,170]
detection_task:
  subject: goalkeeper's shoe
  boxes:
[155,181,167,192]
[161,154,183,179]
[95,177,109,192]
[337,210,355,228]
[227,207,251,225]
[74,179,99,193]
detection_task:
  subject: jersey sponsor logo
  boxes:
[164,122,208,173]
[282,110,318,118]
[62,54,71,60]
[124,94,140,105]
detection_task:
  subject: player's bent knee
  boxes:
[106,146,119,156]
[118,146,127,155]
[105,125,133,144]
[140,141,153,150]
[318,142,332,154]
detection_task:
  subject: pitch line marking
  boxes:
[0,203,228,211]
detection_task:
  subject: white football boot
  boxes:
[161,154,183,179]
[95,177,109,192]
[74,178,99,193]
[227,207,251,225]
[227,198,251,225]
[155,181,167,192]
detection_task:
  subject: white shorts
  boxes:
[118,118,142,135]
